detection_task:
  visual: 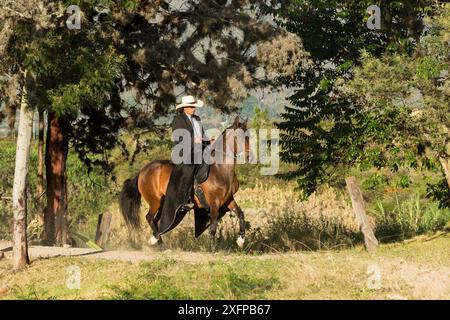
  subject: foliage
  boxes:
[0,139,17,238]
[337,47,449,158]
[274,0,443,197]
[427,177,450,209]
[335,6,450,205]
[250,105,273,132]
[65,153,113,239]
[24,28,127,173]
[0,1,129,171]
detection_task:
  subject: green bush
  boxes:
[362,173,388,190]
[66,155,113,240]
[373,193,450,242]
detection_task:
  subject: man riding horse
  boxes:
[119,95,250,248]
[157,95,211,235]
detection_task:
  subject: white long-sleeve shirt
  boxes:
[186,114,202,141]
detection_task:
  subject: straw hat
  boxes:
[175,95,204,110]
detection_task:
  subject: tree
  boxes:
[1,0,76,246]
[11,78,32,270]
[36,107,45,225]
[26,29,126,245]
[272,0,439,197]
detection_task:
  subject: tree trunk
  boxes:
[44,112,69,246]
[12,86,33,270]
[36,109,45,225]
[95,212,112,249]
[345,176,379,252]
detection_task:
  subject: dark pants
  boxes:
[174,163,200,203]
[157,144,203,235]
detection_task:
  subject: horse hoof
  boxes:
[236,236,245,248]
[158,242,167,251]
[149,236,159,246]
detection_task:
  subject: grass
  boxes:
[1,233,449,300]
[107,179,449,253]
[0,257,137,300]
[373,193,450,242]
[108,258,280,300]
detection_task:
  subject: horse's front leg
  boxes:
[228,199,245,248]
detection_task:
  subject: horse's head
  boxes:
[227,116,251,163]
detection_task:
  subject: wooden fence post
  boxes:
[345,176,379,251]
[95,212,112,249]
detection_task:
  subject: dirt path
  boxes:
[381,258,450,300]
[0,240,313,263]
[0,242,238,263]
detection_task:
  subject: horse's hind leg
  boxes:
[145,210,159,245]
[228,199,246,248]
[152,210,166,251]
[145,197,162,246]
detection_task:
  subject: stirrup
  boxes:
[194,184,209,209]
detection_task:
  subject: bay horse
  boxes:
[119,116,251,248]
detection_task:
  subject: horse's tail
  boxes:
[119,174,141,229]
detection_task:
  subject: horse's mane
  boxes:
[211,122,246,155]
[209,122,243,152]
